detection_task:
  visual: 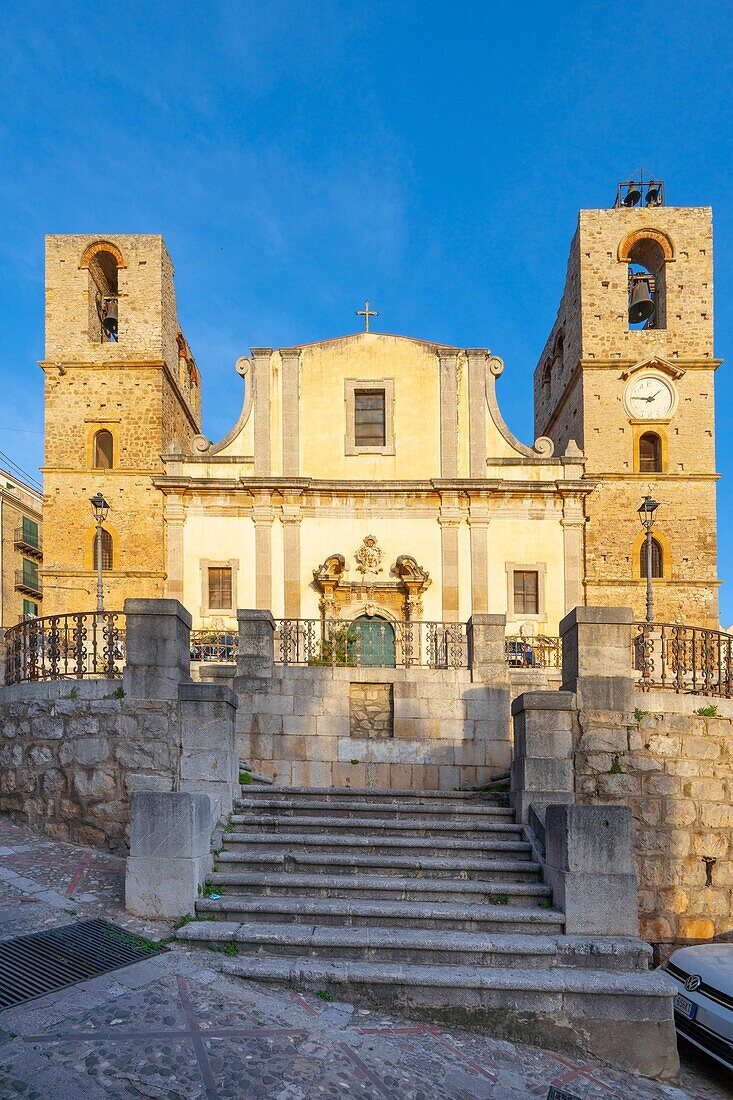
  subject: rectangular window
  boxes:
[22,559,39,589]
[23,599,38,619]
[513,570,539,615]
[22,516,39,549]
[354,389,386,447]
[208,566,233,610]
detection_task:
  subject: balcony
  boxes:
[14,527,42,559]
[15,570,42,599]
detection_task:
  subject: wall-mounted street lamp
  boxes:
[638,495,659,623]
[89,492,110,614]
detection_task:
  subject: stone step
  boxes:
[240,785,497,803]
[195,895,565,934]
[215,850,542,882]
[228,813,524,838]
[234,797,512,820]
[210,953,677,1078]
[176,921,653,972]
[222,831,534,859]
[206,871,551,906]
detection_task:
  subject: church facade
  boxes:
[40,194,720,633]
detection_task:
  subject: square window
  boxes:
[354,389,386,447]
[513,570,539,616]
[208,566,232,610]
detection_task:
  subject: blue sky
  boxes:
[1,2,732,618]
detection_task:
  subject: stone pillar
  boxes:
[281,493,302,618]
[122,598,191,700]
[164,497,185,601]
[437,348,459,478]
[280,347,301,477]
[125,791,214,918]
[178,682,238,817]
[467,613,507,683]
[544,802,640,936]
[466,348,488,478]
[251,347,273,476]
[252,493,274,611]
[510,691,575,823]
[560,606,635,712]
[236,609,275,678]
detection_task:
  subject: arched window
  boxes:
[626,237,667,331]
[100,528,113,570]
[93,430,114,469]
[541,360,552,402]
[639,537,663,579]
[638,432,662,473]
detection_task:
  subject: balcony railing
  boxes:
[633,622,733,697]
[190,630,238,663]
[15,570,42,599]
[4,612,125,684]
[275,619,468,668]
[14,527,42,558]
[505,635,561,669]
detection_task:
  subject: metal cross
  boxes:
[356,300,378,332]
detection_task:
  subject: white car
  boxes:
[663,943,733,1071]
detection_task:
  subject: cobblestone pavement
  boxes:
[0,817,730,1100]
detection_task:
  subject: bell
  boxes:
[628,278,655,324]
[645,181,661,205]
[102,299,118,337]
[622,182,642,207]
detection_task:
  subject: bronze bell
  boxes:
[629,278,655,324]
[645,181,661,205]
[623,182,642,206]
[102,298,118,337]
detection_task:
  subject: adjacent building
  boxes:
[0,468,43,628]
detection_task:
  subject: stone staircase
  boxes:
[176,785,677,1077]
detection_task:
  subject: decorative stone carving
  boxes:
[191,434,212,454]
[355,535,383,575]
[533,436,555,457]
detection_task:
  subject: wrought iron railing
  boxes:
[4,612,125,684]
[190,630,238,663]
[275,619,468,668]
[504,635,561,669]
[14,569,42,598]
[633,622,733,696]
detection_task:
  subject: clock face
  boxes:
[624,375,675,420]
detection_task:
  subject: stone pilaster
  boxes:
[164,496,185,602]
[281,492,302,618]
[251,492,274,611]
[438,495,463,621]
[437,348,459,478]
[466,348,488,478]
[280,347,301,477]
[468,496,492,614]
[560,491,585,614]
[251,347,273,476]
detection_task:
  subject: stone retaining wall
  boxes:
[0,692,180,851]
[575,707,733,954]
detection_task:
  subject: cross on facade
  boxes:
[356,300,379,332]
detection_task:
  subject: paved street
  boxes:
[0,817,729,1100]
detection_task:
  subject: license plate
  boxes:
[675,993,697,1019]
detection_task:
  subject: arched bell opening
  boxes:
[627,238,667,331]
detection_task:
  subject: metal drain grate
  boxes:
[0,918,167,1010]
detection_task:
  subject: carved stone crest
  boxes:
[355,535,383,575]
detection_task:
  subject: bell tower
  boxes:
[42,234,202,615]
[534,177,720,626]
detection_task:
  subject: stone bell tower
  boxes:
[41,235,202,615]
[533,178,720,626]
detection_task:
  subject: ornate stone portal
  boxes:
[312,535,431,621]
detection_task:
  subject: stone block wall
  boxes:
[0,691,180,850]
[232,665,511,790]
[349,682,393,738]
[574,707,733,956]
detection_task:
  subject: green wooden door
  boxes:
[352,615,396,668]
